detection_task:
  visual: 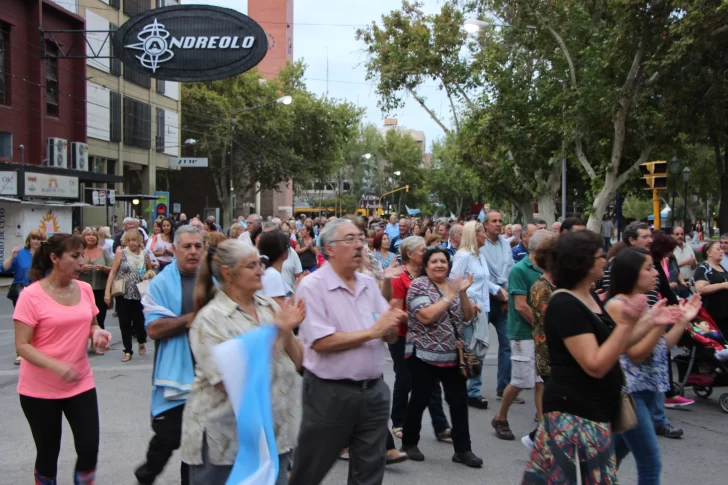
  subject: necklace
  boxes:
[47,279,76,298]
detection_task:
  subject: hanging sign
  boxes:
[113,5,268,82]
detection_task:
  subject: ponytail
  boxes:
[193,239,257,315]
[193,247,217,315]
[29,233,85,282]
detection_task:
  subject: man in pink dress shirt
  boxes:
[289,219,405,485]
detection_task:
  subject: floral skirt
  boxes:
[522,411,618,485]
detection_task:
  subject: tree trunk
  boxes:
[513,200,534,225]
[456,197,463,217]
[587,171,618,232]
[536,193,557,226]
[717,141,728,236]
[534,162,561,226]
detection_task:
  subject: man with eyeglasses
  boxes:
[290,219,406,485]
[673,226,697,282]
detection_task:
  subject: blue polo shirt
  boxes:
[512,242,528,263]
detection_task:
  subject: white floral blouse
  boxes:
[180,290,301,466]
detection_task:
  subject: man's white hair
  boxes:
[318,219,355,259]
[123,217,137,225]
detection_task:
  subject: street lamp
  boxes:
[668,156,681,227]
[682,166,692,227]
[463,18,537,32]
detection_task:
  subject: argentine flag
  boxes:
[212,325,279,485]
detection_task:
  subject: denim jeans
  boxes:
[649,391,668,428]
[489,297,511,394]
[615,390,663,485]
[388,336,449,432]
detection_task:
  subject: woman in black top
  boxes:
[694,241,728,336]
[523,230,657,485]
[296,226,318,271]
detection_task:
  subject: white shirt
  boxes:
[258,267,293,299]
[451,250,502,311]
[674,243,696,281]
[723,252,728,270]
[238,231,253,246]
[281,247,302,291]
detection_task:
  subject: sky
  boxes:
[187,0,451,152]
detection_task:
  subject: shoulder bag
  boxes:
[110,278,126,297]
[448,299,482,380]
[550,289,638,434]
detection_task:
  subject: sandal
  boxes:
[138,343,146,356]
[121,353,132,363]
[392,427,403,439]
[385,449,408,465]
[436,428,452,442]
[339,448,349,460]
[491,417,515,441]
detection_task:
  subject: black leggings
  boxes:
[92,289,108,329]
[116,297,147,355]
[19,388,100,480]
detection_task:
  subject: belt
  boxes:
[322,376,383,389]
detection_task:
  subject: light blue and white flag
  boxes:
[405,205,421,216]
[477,208,486,222]
[212,325,279,485]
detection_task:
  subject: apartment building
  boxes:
[77,0,181,225]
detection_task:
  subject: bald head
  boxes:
[522,224,537,249]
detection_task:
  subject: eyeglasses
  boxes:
[333,237,367,245]
[242,262,266,271]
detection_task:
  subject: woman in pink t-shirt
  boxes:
[13,233,111,485]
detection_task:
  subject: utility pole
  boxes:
[639,161,668,230]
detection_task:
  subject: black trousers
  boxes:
[19,388,99,480]
[135,404,189,485]
[92,289,108,329]
[116,297,147,354]
[388,336,449,432]
[402,356,471,454]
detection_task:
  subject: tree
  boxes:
[182,62,362,226]
[429,139,483,216]
[467,0,728,231]
[379,129,428,213]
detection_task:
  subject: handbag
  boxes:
[110,278,126,297]
[456,341,482,380]
[550,289,638,433]
[6,282,25,302]
[613,391,638,434]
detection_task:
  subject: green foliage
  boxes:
[622,197,654,221]
[429,139,483,215]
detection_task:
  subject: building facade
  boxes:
[77,0,182,226]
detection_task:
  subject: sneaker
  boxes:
[467,397,488,409]
[655,424,683,439]
[491,417,515,440]
[401,445,425,461]
[521,430,536,451]
[664,396,694,408]
[435,428,452,442]
[452,451,483,468]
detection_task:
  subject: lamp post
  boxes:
[682,166,691,227]
[228,95,292,225]
[668,156,681,228]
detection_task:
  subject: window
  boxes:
[0,132,11,159]
[123,63,151,89]
[45,42,59,117]
[156,79,165,94]
[106,159,117,190]
[0,23,9,106]
[124,0,150,18]
[110,92,122,142]
[123,97,152,149]
[155,107,165,153]
[109,0,120,9]
[109,23,121,76]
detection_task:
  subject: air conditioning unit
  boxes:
[71,142,89,171]
[46,138,68,169]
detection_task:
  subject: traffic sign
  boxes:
[168,157,209,168]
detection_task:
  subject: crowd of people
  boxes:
[8,208,728,485]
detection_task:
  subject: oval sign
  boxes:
[113,5,268,82]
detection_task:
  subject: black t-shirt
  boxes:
[694,263,728,331]
[543,291,623,423]
[180,271,196,315]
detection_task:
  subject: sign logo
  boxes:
[125,19,174,73]
[114,5,268,82]
[40,210,61,234]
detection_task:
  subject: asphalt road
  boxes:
[0,293,726,484]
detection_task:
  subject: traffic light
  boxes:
[640,161,668,190]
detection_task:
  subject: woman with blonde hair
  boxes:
[181,239,304,484]
[451,221,507,409]
[98,226,114,258]
[229,223,245,240]
[204,231,227,250]
[105,230,155,362]
[79,228,113,350]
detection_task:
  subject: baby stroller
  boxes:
[673,307,728,413]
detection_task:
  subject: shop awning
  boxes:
[0,161,123,184]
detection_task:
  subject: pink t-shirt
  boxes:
[13,280,99,399]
